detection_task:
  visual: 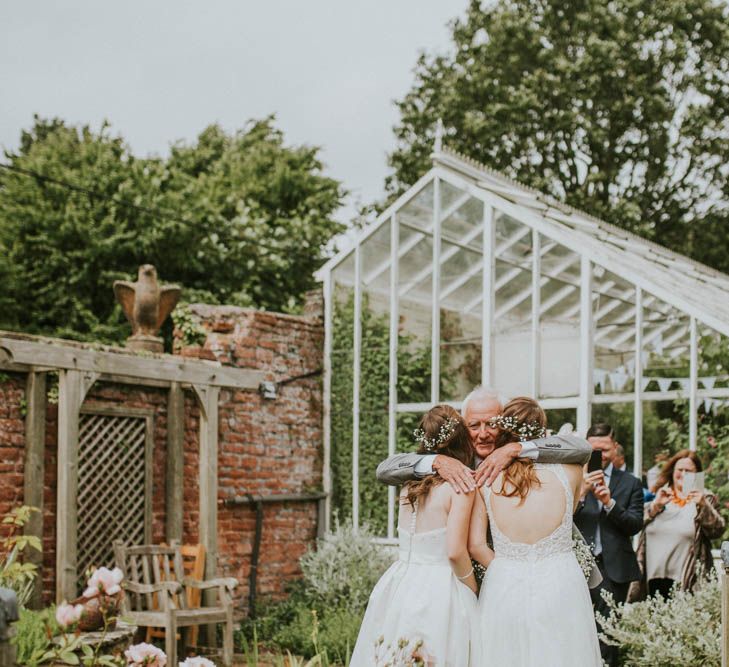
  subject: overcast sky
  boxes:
[0,1,468,223]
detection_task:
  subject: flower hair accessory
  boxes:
[489,414,546,441]
[413,417,460,451]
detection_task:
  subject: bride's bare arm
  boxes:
[467,490,494,570]
[447,489,478,593]
[563,463,585,512]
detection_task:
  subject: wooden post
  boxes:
[722,542,729,667]
[165,382,184,543]
[195,385,220,644]
[24,371,46,609]
[56,370,97,603]
[56,370,82,603]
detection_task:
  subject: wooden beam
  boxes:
[387,214,399,540]
[690,317,698,451]
[23,371,46,609]
[165,382,184,543]
[56,370,83,602]
[431,176,442,403]
[482,205,495,386]
[633,287,643,478]
[0,333,264,390]
[196,384,220,630]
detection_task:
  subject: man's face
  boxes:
[588,435,616,469]
[464,397,502,460]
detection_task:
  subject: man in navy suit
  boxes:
[574,423,644,666]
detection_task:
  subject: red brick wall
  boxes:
[184,304,324,605]
[0,300,324,611]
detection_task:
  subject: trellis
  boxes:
[317,138,729,538]
[76,407,152,587]
[0,332,264,603]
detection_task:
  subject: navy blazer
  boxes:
[573,467,644,584]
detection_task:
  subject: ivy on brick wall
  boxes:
[330,293,462,535]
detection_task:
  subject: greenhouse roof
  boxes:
[318,145,729,340]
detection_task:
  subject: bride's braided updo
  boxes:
[404,404,472,508]
[493,396,547,504]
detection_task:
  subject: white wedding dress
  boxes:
[477,463,601,666]
[350,489,479,666]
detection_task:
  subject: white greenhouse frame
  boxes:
[317,143,729,537]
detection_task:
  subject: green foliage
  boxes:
[1,505,41,607]
[0,115,345,343]
[389,0,729,273]
[171,304,208,347]
[330,293,431,534]
[11,607,55,667]
[239,521,394,662]
[299,518,394,614]
[599,572,721,666]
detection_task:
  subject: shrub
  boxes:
[239,520,395,662]
[299,518,394,613]
[11,607,57,667]
[599,573,721,666]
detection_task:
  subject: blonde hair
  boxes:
[404,404,473,509]
[493,396,547,504]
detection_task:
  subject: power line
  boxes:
[0,162,324,258]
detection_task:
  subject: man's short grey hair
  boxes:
[461,386,506,418]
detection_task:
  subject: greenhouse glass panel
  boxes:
[493,213,534,398]
[358,221,393,534]
[537,239,581,399]
[329,252,356,524]
[593,268,637,396]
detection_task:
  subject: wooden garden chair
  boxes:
[146,543,206,648]
[113,540,237,666]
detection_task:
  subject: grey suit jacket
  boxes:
[375,433,592,486]
[375,433,602,588]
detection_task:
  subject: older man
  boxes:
[377,386,592,492]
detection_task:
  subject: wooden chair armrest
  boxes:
[124,581,182,595]
[182,577,238,591]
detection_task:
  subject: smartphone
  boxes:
[587,450,603,473]
[683,471,705,494]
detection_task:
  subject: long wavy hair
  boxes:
[493,396,547,504]
[403,404,473,508]
[652,449,703,493]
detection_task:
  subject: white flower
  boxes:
[179,658,216,667]
[84,566,124,598]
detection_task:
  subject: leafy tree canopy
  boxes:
[0,116,345,342]
[389,0,729,272]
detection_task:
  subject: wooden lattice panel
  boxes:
[77,407,153,589]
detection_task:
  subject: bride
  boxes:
[469,397,601,666]
[350,404,479,666]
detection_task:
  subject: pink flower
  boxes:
[124,642,167,667]
[707,436,717,448]
[55,602,84,629]
[84,566,124,598]
[179,658,216,667]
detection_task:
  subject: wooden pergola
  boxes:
[0,331,264,603]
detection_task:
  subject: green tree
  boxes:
[389,0,729,272]
[0,116,345,343]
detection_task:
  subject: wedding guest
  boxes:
[574,422,644,667]
[630,449,725,600]
[351,405,478,666]
[614,444,627,472]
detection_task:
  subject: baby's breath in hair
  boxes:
[489,414,546,442]
[413,417,460,451]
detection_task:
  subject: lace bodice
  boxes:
[483,463,574,562]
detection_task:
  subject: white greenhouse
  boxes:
[316,140,729,538]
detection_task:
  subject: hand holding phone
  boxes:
[587,450,603,473]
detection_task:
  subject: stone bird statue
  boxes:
[114,265,181,353]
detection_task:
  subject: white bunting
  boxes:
[678,378,690,393]
[657,377,673,392]
[641,377,652,392]
[702,377,716,390]
[704,398,715,414]
[609,369,629,392]
[593,369,608,393]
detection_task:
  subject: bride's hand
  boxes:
[433,455,476,494]
[474,442,521,487]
